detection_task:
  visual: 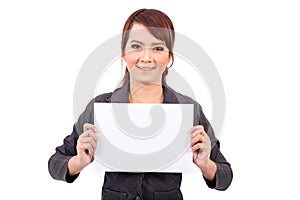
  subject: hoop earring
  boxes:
[167,55,174,69]
[167,59,173,69]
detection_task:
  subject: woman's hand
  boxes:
[190,125,217,181]
[68,123,98,175]
[190,125,211,167]
[76,123,98,166]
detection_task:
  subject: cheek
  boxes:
[156,55,170,67]
[124,53,138,70]
[124,52,170,70]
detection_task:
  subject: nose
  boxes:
[140,48,153,63]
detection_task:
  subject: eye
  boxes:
[131,44,142,50]
[153,46,165,51]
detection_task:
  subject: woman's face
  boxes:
[123,23,170,85]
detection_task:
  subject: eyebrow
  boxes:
[129,40,166,46]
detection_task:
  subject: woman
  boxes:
[48,8,233,200]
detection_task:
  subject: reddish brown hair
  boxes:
[121,9,175,86]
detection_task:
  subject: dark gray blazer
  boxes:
[48,83,233,200]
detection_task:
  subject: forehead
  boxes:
[127,23,165,45]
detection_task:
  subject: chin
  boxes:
[134,78,162,85]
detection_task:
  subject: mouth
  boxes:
[136,66,156,72]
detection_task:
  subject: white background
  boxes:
[1,0,299,199]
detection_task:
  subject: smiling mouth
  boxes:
[136,66,156,71]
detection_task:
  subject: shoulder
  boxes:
[92,84,129,104]
[94,92,113,103]
[166,86,203,110]
[180,93,202,108]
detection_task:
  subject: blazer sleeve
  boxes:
[48,99,95,183]
[199,107,233,190]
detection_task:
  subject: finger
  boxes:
[79,130,91,139]
[77,142,89,153]
[80,136,93,143]
[90,138,97,151]
[83,123,97,132]
[191,142,203,152]
[191,128,206,140]
[190,125,204,134]
[191,134,205,146]
[190,134,199,146]
[81,130,97,141]
[191,127,205,139]
[80,133,97,149]
[81,137,97,150]
[86,131,98,147]
[191,129,200,139]
[82,143,95,155]
[88,131,98,143]
[198,128,207,137]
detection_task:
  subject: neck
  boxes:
[129,82,163,103]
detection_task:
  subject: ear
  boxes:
[122,53,127,62]
[121,56,128,70]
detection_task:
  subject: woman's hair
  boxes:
[120,8,175,86]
